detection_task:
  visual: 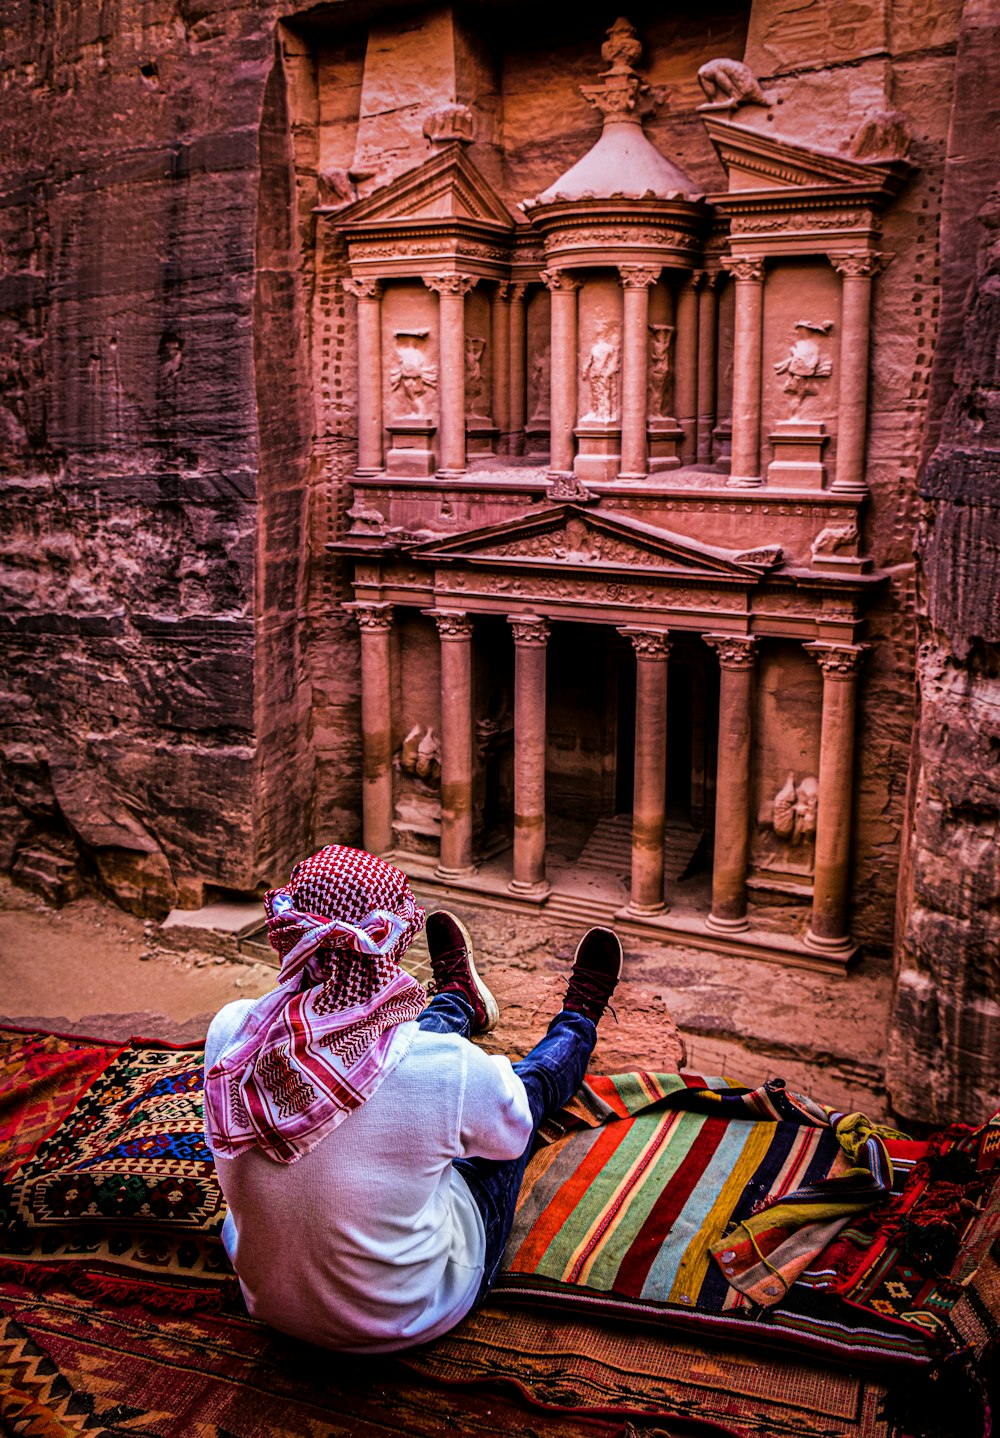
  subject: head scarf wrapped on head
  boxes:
[203,845,427,1164]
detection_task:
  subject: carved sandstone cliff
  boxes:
[887,0,1000,1124]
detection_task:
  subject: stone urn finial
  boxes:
[581,16,662,126]
[601,16,643,76]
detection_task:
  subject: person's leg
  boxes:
[416,990,474,1037]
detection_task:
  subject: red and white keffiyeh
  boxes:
[203,845,427,1164]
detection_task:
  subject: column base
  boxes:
[625,899,667,918]
[616,470,649,483]
[508,877,551,900]
[435,863,478,882]
[803,926,854,955]
[829,481,870,496]
[354,466,385,478]
[726,474,764,488]
[706,911,750,934]
[436,467,468,480]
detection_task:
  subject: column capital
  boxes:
[425,609,474,640]
[508,281,527,304]
[540,268,581,294]
[828,251,891,279]
[619,627,671,660]
[493,281,512,303]
[704,634,757,669]
[422,273,478,297]
[345,601,393,631]
[721,254,765,283]
[693,267,722,290]
[804,641,868,679]
[508,614,550,647]
[619,264,661,289]
[343,276,384,301]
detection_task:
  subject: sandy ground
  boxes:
[0,874,895,1117]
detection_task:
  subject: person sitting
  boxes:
[202,843,622,1354]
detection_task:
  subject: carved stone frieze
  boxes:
[732,211,872,235]
[546,226,700,252]
[704,634,758,669]
[619,627,671,659]
[733,546,782,567]
[508,615,550,646]
[804,641,867,679]
[619,264,661,289]
[343,277,383,301]
[352,240,510,263]
[721,255,765,283]
[422,273,479,296]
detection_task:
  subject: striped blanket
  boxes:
[497,1071,931,1364]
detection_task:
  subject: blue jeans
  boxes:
[416,992,596,1302]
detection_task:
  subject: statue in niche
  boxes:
[390,331,437,419]
[528,345,551,423]
[772,773,819,845]
[399,725,441,788]
[581,321,621,423]
[647,323,674,418]
[774,320,833,416]
[697,58,769,111]
[464,335,488,418]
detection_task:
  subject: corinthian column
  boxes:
[428,611,477,879]
[620,628,671,915]
[491,282,512,453]
[542,270,580,477]
[618,265,660,480]
[508,615,550,897]
[508,283,527,456]
[350,603,395,855]
[674,275,699,464]
[344,277,384,474]
[722,256,765,487]
[423,273,478,476]
[696,272,719,464]
[803,642,867,955]
[704,635,757,932]
[829,253,886,495]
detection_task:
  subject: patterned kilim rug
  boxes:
[0,1027,997,1438]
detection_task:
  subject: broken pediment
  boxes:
[329,143,517,233]
[409,505,782,579]
[703,115,911,201]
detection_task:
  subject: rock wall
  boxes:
[887,0,1000,1124]
[0,0,313,913]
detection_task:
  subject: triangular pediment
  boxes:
[703,116,910,199]
[332,144,517,232]
[410,505,781,579]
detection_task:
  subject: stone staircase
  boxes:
[545,814,704,925]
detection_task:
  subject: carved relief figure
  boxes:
[772,773,819,844]
[464,335,488,417]
[647,323,674,418]
[390,331,437,418]
[697,58,768,111]
[849,109,912,162]
[528,346,551,423]
[774,321,833,415]
[581,322,621,422]
[811,522,859,559]
[399,725,441,787]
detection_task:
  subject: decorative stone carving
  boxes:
[422,273,478,297]
[804,642,867,680]
[390,330,437,418]
[423,103,474,146]
[432,611,474,641]
[619,265,660,289]
[647,324,674,419]
[580,322,621,422]
[771,772,819,844]
[774,321,834,416]
[732,545,782,567]
[343,276,383,301]
[508,615,550,646]
[464,335,488,418]
[704,634,758,669]
[399,724,441,785]
[346,498,386,535]
[528,345,551,423]
[620,627,671,659]
[829,253,888,279]
[722,256,764,283]
[318,168,358,208]
[540,269,581,293]
[697,58,769,112]
[546,472,593,502]
[849,110,912,162]
[580,17,664,125]
[811,523,858,559]
[350,603,393,632]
